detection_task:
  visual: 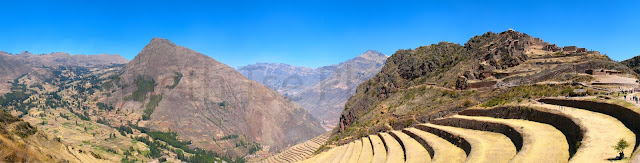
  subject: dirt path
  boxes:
[531,103,635,162]
[451,115,569,163]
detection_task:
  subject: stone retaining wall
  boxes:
[459,106,583,157]
[415,124,473,156]
[432,118,523,152]
[539,99,640,151]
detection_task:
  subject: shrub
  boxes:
[614,139,629,154]
[13,122,37,138]
[166,72,183,89]
[126,76,157,102]
[142,95,162,120]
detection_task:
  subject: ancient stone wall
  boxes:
[400,130,435,158]
[432,118,523,151]
[468,80,497,88]
[415,124,473,156]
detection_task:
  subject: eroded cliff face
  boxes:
[110,38,324,154]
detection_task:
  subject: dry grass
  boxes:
[452,115,569,163]
[0,134,44,162]
[403,127,466,163]
[530,103,635,162]
[420,123,517,163]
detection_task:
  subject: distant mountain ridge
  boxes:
[238,62,338,96]
[239,50,388,130]
[0,50,127,94]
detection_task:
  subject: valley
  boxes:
[1,31,639,163]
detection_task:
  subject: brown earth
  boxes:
[108,38,325,155]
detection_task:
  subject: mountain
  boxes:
[239,50,388,130]
[237,63,338,96]
[107,38,325,155]
[621,55,640,74]
[0,51,127,94]
[330,30,636,145]
[293,50,387,130]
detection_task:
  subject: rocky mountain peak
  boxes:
[114,38,324,155]
[137,38,181,59]
[357,50,388,61]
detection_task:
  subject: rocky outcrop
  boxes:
[110,38,324,155]
[464,30,542,80]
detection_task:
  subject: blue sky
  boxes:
[1,0,639,68]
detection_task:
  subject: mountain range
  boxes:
[2,30,640,162]
[239,50,387,130]
[0,51,127,94]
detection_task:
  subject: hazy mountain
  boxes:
[293,50,387,130]
[238,63,337,96]
[108,38,325,155]
[239,51,387,130]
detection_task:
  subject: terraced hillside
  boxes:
[257,133,330,163]
[335,30,637,145]
[291,97,640,162]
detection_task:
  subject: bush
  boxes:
[166,72,183,89]
[97,102,115,111]
[13,122,37,138]
[0,109,20,124]
[614,139,629,154]
[142,95,162,120]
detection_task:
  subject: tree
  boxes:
[614,139,629,159]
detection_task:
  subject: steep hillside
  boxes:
[0,109,107,162]
[333,30,636,145]
[108,38,325,156]
[621,55,640,74]
[238,63,337,96]
[293,50,387,130]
